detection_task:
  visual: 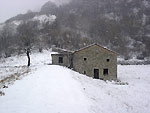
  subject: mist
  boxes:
[0,0,70,23]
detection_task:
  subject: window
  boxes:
[84,57,87,61]
[103,69,108,75]
[84,71,86,74]
[106,59,110,62]
[59,57,63,63]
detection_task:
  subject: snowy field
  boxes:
[0,50,55,81]
[0,50,150,113]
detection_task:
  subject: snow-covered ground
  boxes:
[0,50,55,81]
[0,50,150,113]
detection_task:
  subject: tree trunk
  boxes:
[26,48,30,67]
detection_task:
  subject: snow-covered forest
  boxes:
[0,0,150,62]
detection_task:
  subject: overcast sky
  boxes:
[0,0,69,23]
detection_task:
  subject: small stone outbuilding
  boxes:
[51,43,117,80]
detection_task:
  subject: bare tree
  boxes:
[25,48,31,67]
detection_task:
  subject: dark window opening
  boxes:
[84,57,87,61]
[59,57,63,63]
[84,71,86,74]
[107,59,110,62]
[103,69,108,75]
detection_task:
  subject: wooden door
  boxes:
[94,69,99,79]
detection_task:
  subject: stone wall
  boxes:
[51,53,72,67]
[72,45,117,80]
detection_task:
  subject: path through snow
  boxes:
[0,65,92,113]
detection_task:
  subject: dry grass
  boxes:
[0,66,31,96]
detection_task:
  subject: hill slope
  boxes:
[1,0,150,60]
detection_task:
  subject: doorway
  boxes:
[94,69,99,79]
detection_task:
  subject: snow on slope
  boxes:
[11,21,22,26]
[0,50,52,67]
[0,50,53,81]
[32,14,56,24]
[0,50,150,113]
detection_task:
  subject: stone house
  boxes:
[51,43,117,80]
